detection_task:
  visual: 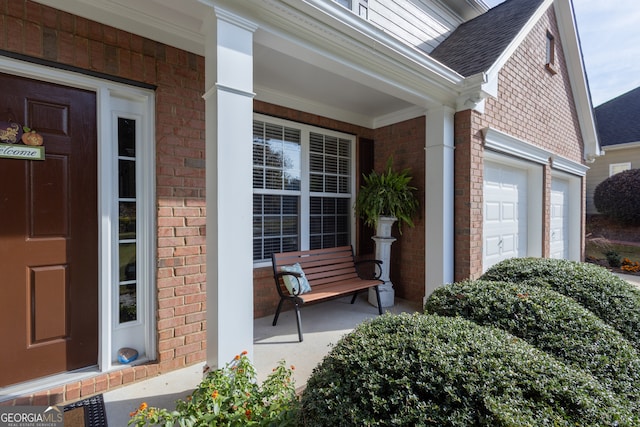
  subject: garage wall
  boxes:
[454,5,586,281]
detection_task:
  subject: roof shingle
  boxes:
[430,0,545,77]
[595,87,640,147]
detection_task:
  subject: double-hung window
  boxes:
[252,114,355,265]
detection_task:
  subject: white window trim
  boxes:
[253,113,356,268]
[0,55,156,395]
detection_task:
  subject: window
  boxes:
[609,162,631,176]
[334,0,368,19]
[253,115,355,263]
[545,31,557,75]
[117,117,138,324]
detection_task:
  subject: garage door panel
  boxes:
[550,179,569,259]
[486,202,500,221]
[483,161,528,271]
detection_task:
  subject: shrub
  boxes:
[425,280,640,408]
[300,313,637,426]
[481,257,640,349]
[593,168,640,225]
[606,250,622,267]
[129,352,299,426]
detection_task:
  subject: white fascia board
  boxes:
[482,127,550,165]
[602,141,640,152]
[553,0,601,162]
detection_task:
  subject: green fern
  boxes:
[354,157,419,234]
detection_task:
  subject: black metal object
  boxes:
[64,393,108,427]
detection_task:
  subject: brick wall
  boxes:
[454,5,586,280]
[0,0,206,404]
[372,117,426,302]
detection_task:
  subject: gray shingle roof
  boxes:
[430,0,546,77]
[595,87,640,147]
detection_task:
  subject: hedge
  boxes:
[299,313,637,426]
[481,257,640,348]
[593,168,640,225]
[424,280,640,408]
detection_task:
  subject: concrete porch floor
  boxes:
[104,294,421,426]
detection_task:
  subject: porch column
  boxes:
[203,8,257,369]
[424,106,455,300]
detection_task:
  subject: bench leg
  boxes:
[350,291,359,304]
[272,298,285,326]
[374,285,383,315]
[294,303,303,342]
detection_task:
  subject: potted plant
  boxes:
[355,156,419,234]
[354,157,419,307]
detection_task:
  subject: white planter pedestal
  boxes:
[368,216,397,308]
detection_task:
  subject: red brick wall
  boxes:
[0,0,206,404]
[454,5,586,280]
[372,117,426,303]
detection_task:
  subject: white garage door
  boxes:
[483,161,528,271]
[550,179,569,259]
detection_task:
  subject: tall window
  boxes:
[253,115,354,263]
[545,30,557,75]
[117,117,137,323]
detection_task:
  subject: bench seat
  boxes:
[271,245,383,342]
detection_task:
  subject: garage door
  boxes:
[550,179,569,259]
[483,161,528,271]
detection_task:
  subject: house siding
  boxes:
[586,146,640,213]
[454,5,586,280]
[0,0,207,405]
[369,0,463,54]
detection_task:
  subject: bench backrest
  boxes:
[272,246,360,289]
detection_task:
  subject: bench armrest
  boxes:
[274,271,303,297]
[354,259,383,280]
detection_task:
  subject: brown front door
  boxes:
[0,73,98,387]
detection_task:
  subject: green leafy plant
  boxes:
[425,279,640,409]
[594,168,640,225]
[354,157,419,233]
[481,257,640,349]
[300,313,637,426]
[129,352,299,426]
[606,249,622,267]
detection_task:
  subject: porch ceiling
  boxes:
[33,0,448,128]
[254,44,416,128]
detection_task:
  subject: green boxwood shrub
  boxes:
[425,280,640,408]
[593,168,640,225]
[481,257,640,348]
[300,313,637,426]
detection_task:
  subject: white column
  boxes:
[424,107,455,301]
[203,8,257,369]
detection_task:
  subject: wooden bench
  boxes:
[271,245,383,342]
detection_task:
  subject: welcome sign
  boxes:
[0,143,45,160]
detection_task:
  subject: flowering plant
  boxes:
[129,351,299,426]
[621,257,640,273]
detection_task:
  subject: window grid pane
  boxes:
[253,194,300,261]
[253,120,301,191]
[309,132,351,194]
[310,197,350,250]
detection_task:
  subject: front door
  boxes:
[0,73,98,387]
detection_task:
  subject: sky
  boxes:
[483,0,640,106]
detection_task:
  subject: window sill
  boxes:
[545,63,558,75]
